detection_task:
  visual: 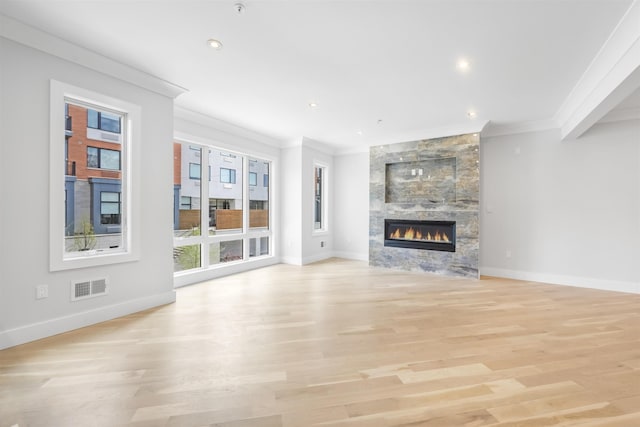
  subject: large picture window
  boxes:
[50,80,141,271]
[173,141,273,276]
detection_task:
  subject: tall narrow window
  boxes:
[51,80,141,270]
[314,165,326,231]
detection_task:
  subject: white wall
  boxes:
[333,152,370,261]
[0,38,176,349]
[481,120,640,293]
[280,145,303,264]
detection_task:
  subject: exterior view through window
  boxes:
[173,142,271,273]
[314,165,325,230]
[64,101,124,256]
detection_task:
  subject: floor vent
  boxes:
[71,278,108,301]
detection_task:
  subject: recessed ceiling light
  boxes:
[467,111,477,118]
[207,39,223,50]
[308,102,318,108]
[457,58,470,71]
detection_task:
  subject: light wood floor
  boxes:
[1,259,639,427]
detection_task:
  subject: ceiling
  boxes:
[0,0,634,150]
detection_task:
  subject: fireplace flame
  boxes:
[390,227,450,242]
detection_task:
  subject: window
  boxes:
[87,147,120,170]
[51,80,141,271]
[100,192,121,224]
[263,173,269,187]
[180,196,192,210]
[87,109,121,133]
[173,142,273,278]
[189,163,201,180]
[220,168,236,184]
[314,165,326,231]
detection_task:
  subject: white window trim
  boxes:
[312,162,329,235]
[49,80,141,271]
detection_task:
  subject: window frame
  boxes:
[313,163,328,233]
[50,80,141,271]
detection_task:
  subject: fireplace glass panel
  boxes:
[384,219,456,252]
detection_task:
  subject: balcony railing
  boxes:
[66,160,76,176]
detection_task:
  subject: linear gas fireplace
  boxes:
[384,219,456,252]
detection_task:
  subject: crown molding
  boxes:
[598,106,640,124]
[481,118,559,138]
[174,106,285,149]
[554,0,640,140]
[0,14,187,99]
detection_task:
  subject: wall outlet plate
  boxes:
[36,284,48,299]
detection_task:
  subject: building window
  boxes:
[100,191,121,225]
[249,172,257,186]
[314,165,326,231]
[189,163,201,179]
[180,196,192,210]
[87,147,120,170]
[220,168,236,184]
[263,173,269,187]
[87,109,121,133]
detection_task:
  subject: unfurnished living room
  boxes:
[0,1,639,426]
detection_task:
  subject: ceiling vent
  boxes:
[71,278,108,301]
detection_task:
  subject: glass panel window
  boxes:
[87,147,120,170]
[210,150,243,235]
[180,196,192,210]
[249,236,269,257]
[249,158,270,230]
[87,108,121,133]
[100,191,121,224]
[100,149,120,170]
[174,143,201,237]
[314,165,326,231]
[210,240,243,264]
[189,163,201,180]
[220,168,236,184]
[87,146,98,168]
[174,244,201,272]
[249,172,257,186]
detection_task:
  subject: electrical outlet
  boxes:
[320,241,325,248]
[36,284,48,299]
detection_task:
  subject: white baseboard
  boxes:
[280,256,303,265]
[0,291,176,350]
[480,267,639,294]
[332,251,369,262]
[301,253,333,265]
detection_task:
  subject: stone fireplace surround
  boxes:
[369,133,479,278]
